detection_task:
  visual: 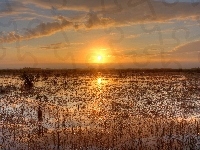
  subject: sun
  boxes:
[97,55,103,62]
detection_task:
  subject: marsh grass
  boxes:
[0,70,200,149]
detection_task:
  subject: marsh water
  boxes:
[0,70,200,149]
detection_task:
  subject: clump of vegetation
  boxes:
[21,72,34,90]
[0,86,6,94]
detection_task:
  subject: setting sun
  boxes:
[97,55,103,62]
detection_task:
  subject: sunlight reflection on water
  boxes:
[97,78,102,85]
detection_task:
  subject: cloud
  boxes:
[40,42,64,50]
[2,1,200,23]
[104,1,200,26]
[0,18,72,43]
[0,31,22,43]
[0,1,28,15]
[22,0,200,22]
[22,0,116,11]
[0,11,113,44]
[40,42,84,50]
[173,40,200,53]
[1,0,200,44]
[84,11,113,28]
[126,34,140,39]
[17,1,200,32]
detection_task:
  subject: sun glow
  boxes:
[87,47,109,64]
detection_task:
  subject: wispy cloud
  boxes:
[173,40,200,53]
[0,1,28,15]
[8,0,199,25]
[125,34,141,39]
[22,0,200,22]
[40,42,84,50]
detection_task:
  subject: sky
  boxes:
[0,0,200,69]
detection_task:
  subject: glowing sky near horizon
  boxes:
[0,0,200,69]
